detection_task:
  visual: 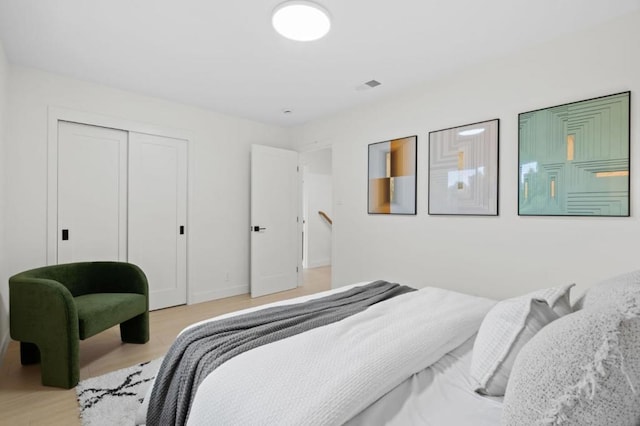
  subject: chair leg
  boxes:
[39,337,80,389]
[120,311,149,344]
[20,342,40,365]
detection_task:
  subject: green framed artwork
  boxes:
[518,91,630,216]
[368,135,417,214]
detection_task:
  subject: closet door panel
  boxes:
[57,121,128,263]
[129,132,187,310]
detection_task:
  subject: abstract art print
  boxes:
[368,135,417,214]
[518,92,630,216]
[428,119,499,215]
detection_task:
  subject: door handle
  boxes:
[253,226,266,232]
[62,229,69,241]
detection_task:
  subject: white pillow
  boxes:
[502,297,640,425]
[581,269,640,310]
[539,283,574,316]
[470,284,574,396]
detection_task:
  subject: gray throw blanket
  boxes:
[146,280,415,426]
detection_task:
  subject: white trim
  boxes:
[48,106,191,141]
[307,258,331,269]
[300,146,333,275]
[191,285,249,305]
[46,106,194,303]
[297,158,303,287]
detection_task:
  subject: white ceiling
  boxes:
[1,0,639,127]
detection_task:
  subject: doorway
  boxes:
[301,148,332,275]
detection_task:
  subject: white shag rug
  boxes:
[76,357,162,426]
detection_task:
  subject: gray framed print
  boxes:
[428,119,499,215]
[518,92,630,216]
[368,135,417,215]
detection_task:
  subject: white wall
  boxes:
[292,11,640,300]
[302,149,332,268]
[4,66,292,304]
[0,40,9,359]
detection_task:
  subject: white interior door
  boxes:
[128,132,188,310]
[251,145,300,298]
[57,121,128,263]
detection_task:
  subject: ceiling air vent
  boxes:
[356,79,382,91]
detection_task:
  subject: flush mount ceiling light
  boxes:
[272,1,331,42]
[458,128,486,136]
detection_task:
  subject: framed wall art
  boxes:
[518,91,630,216]
[428,119,499,215]
[368,135,417,215]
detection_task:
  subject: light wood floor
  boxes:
[0,266,331,425]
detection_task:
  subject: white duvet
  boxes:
[180,286,495,425]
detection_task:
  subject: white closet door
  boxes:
[129,132,188,310]
[57,121,128,263]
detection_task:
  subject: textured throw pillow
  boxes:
[581,269,640,310]
[470,284,573,396]
[502,295,640,426]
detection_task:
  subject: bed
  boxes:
[139,272,640,426]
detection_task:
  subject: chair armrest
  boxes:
[87,262,149,297]
[9,277,79,345]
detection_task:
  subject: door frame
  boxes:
[46,106,192,298]
[301,147,333,270]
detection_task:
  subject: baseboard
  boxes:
[308,258,331,269]
[190,284,249,305]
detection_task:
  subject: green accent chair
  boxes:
[9,261,149,389]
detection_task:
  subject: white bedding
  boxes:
[141,283,501,425]
[347,335,503,425]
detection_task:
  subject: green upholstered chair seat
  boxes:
[76,293,147,339]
